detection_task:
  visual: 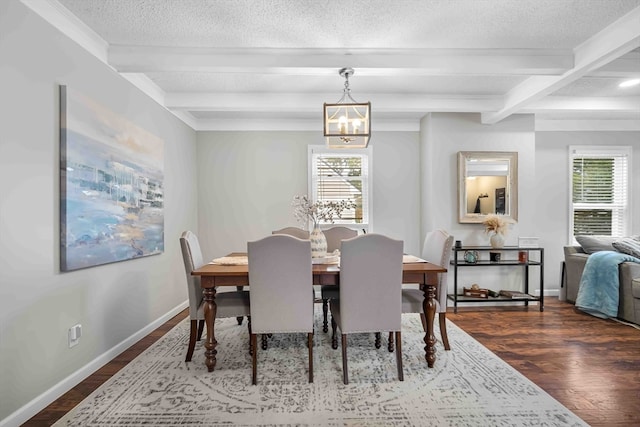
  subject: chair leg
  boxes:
[308,332,314,383]
[236,286,245,325]
[387,332,394,352]
[374,332,381,349]
[322,298,329,333]
[248,317,253,355]
[261,334,268,350]
[439,312,451,351]
[331,316,338,349]
[185,319,198,362]
[420,313,428,332]
[196,319,205,341]
[251,333,258,385]
[395,331,404,381]
[341,334,349,385]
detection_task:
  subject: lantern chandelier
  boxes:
[323,68,371,148]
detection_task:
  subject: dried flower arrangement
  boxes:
[292,195,356,227]
[482,214,511,236]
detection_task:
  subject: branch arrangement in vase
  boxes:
[292,195,356,228]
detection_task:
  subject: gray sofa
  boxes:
[564,235,640,325]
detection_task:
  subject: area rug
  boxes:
[54,313,587,426]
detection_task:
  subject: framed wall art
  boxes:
[59,86,164,271]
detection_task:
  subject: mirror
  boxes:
[458,151,518,223]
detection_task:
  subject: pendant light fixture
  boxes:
[323,68,371,148]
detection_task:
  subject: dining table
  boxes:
[191,252,447,372]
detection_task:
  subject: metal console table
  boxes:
[448,246,544,313]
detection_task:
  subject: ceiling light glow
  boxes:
[618,78,640,88]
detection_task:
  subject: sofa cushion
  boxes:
[612,238,640,259]
[632,278,640,299]
[575,235,617,254]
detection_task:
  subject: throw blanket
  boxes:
[575,251,640,319]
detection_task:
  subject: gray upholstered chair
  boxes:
[320,226,358,332]
[180,231,251,362]
[248,234,314,385]
[267,226,311,349]
[272,226,310,240]
[330,234,404,384]
[399,229,454,350]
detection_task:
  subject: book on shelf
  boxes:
[498,290,533,299]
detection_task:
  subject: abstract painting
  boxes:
[59,86,164,271]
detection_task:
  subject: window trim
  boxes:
[307,146,373,232]
[568,145,632,243]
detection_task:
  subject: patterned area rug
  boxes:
[54,313,587,426]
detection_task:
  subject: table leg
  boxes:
[203,287,218,372]
[421,283,437,368]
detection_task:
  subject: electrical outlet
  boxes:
[68,324,82,348]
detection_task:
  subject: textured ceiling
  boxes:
[26,0,640,130]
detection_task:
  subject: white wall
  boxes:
[195,131,421,259]
[535,131,640,298]
[0,2,198,424]
[420,113,539,297]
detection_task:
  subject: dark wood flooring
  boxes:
[24,298,640,426]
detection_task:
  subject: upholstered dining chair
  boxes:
[248,234,314,385]
[272,226,310,240]
[330,234,404,384]
[180,231,251,362]
[320,226,358,332]
[267,226,312,350]
[399,229,454,350]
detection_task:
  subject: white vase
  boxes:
[490,233,505,249]
[310,224,327,258]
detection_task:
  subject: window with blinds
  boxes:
[309,147,371,229]
[569,146,631,239]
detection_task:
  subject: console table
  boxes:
[448,246,544,313]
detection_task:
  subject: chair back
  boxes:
[339,234,403,333]
[248,235,313,334]
[272,227,310,240]
[323,226,358,252]
[421,230,454,309]
[180,231,205,319]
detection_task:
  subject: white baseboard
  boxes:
[0,301,188,427]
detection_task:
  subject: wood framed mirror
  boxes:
[457,151,518,223]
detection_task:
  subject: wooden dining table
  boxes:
[191,253,446,372]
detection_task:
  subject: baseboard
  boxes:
[0,301,188,427]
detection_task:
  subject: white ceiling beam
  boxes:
[165,92,503,113]
[526,96,640,112]
[587,52,640,77]
[536,119,640,131]
[481,6,640,124]
[108,47,573,76]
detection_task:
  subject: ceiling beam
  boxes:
[165,92,503,113]
[481,5,640,124]
[527,96,640,113]
[108,47,573,76]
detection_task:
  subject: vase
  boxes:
[490,233,505,249]
[310,223,327,258]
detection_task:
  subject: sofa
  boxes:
[564,235,640,325]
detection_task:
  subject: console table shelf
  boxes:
[448,246,544,313]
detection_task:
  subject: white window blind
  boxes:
[309,147,371,229]
[569,146,631,239]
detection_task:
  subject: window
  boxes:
[308,146,371,231]
[569,146,631,240]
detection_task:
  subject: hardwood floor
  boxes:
[449,298,640,427]
[24,298,640,426]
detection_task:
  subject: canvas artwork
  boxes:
[60,86,164,271]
